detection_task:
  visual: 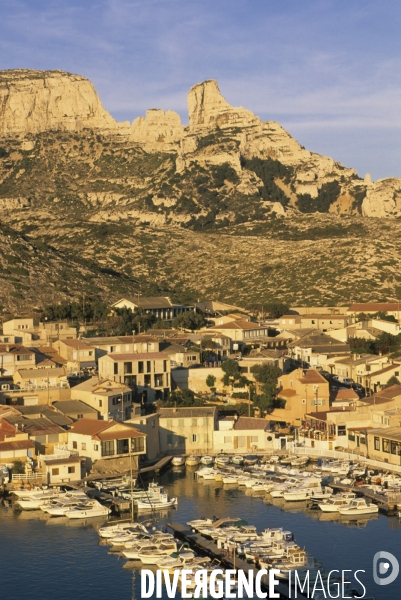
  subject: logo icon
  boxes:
[373,551,399,585]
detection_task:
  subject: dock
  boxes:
[168,521,308,600]
[329,482,401,514]
[139,455,173,477]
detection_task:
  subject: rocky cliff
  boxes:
[1,69,401,311]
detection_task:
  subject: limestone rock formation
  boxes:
[362,178,401,218]
[130,109,183,152]
[0,69,121,136]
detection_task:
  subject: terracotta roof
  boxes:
[68,419,114,436]
[96,428,144,441]
[0,440,34,452]
[209,321,264,331]
[348,303,401,312]
[43,456,82,465]
[59,339,93,349]
[299,369,328,384]
[234,417,269,431]
[107,352,166,361]
[376,384,401,398]
[279,388,297,397]
[159,407,217,419]
[333,389,359,400]
[0,344,33,354]
[0,419,16,441]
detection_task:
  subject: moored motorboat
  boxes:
[338,498,379,516]
[244,455,259,465]
[172,456,186,466]
[200,455,214,465]
[215,455,231,467]
[186,455,201,466]
[232,455,244,465]
[137,493,178,511]
[65,500,110,519]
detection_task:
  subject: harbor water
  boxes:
[1,466,401,599]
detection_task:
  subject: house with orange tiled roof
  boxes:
[67,418,146,472]
[269,368,330,426]
[52,339,96,372]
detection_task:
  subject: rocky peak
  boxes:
[187,79,259,131]
[0,69,119,136]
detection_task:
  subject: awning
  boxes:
[79,361,97,369]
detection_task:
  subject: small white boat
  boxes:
[137,541,179,564]
[201,455,214,465]
[16,490,63,510]
[172,456,185,466]
[137,493,178,511]
[65,500,110,519]
[232,455,244,465]
[318,496,355,513]
[186,455,201,466]
[338,498,379,516]
[244,455,259,465]
[222,475,238,485]
[99,522,148,538]
[215,455,231,467]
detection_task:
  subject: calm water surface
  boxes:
[1,467,401,600]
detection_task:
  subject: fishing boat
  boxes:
[65,500,110,519]
[215,455,231,467]
[172,456,186,466]
[137,493,178,510]
[232,455,244,465]
[200,455,214,465]
[244,455,259,465]
[42,495,90,516]
[338,499,379,516]
[186,455,201,466]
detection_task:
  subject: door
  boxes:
[280,438,286,449]
[329,442,333,450]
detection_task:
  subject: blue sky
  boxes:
[1,0,400,180]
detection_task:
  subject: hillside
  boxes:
[0,69,400,312]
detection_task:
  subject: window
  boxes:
[110,346,116,353]
[131,436,144,452]
[360,436,366,446]
[17,354,31,361]
[124,375,136,386]
[93,444,99,451]
[68,466,76,474]
[192,434,198,442]
[302,399,306,404]
[81,443,86,450]
[163,360,167,372]
[138,361,144,373]
[380,416,390,426]
[374,436,380,451]
[178,419,184,427]
[337,425,346,436]
[167,419,173,427]
[51,468,59,476]
[77,414,83,419]
[72,441,77,449]
[152,419,156,428]
[224,436,232,443]
[391,441,398,455]
[99,399,102,407]
[146,361,151,373]
[204,434,209,443]
[311,320,315,324]
[113,363,118,375]
[167,434,173,444]
[348,433,355,442]
[382,439,390,454]
[250,436,259,443]
[192,418,197,427]
[154,374,163,387]
[124,362,132,374]
[396,372,400,377]
[101,441,114,456]
[144,374,151,387]
[117,439,129,454]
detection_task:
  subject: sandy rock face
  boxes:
[362,178,401,217]
[0,69,119,136]
[130,109,184,151]
[188,79,259,131]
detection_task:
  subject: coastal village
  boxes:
[2,296,401,486]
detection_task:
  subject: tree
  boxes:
[163,389,205,407]
[113,307,156,335]
[221,359,242,387]
[206,374,216,390]
[265,301,289,319]
[385,375,401,387]
[251,364,282,413]
[172,311,206,331]
[12,460,25,474]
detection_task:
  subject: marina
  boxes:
[2,456,401,599]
